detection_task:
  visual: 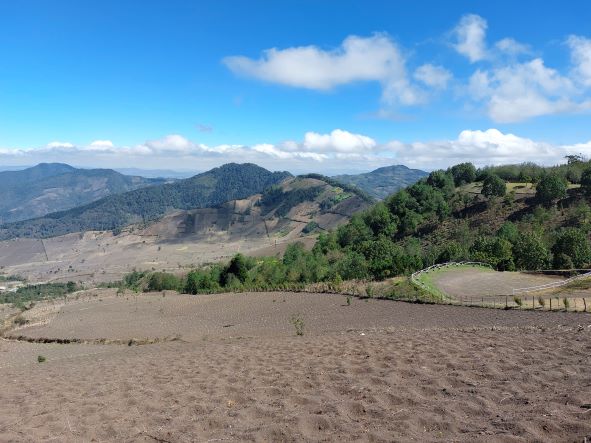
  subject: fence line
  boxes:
[512,270,591,295]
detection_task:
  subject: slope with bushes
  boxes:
[152,159,591,295]
[333,164,428,200]
[0,163,291,240]
[0,163,167,224]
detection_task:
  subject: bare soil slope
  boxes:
[1,292,590,442]
[0,176,369,284]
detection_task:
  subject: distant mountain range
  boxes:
[333,165,428,200]
[0,163,290,239]
[0,162,427,240]
[0,163,167,224]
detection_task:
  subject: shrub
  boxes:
[290,314,305,336]
[147,272,181,292]
[449,163,477,186]
[482,174,506,199]
[37,355,46,363]
[563,297,570,310]
[302,221,319,234]
[513,296,523,307]
[513,232,550,270]
[581,167,591,195]
[536,174,567,205]
[13,314,27,326]
[552,228,591,268]
[538,296,545,307]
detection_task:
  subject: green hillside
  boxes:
[0,163,166,223]
[333,165,428,200]
[165,159,591,295]
[0,163,291,239]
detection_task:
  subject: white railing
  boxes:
[512,270,591,295]
[411,261,493,295]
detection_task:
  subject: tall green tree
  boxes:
[482,174,506,199]
[536,174,567,205]
[581,167,591,196]
[551,228,591,268]
[513,232,550,270]
[449,163,477,186]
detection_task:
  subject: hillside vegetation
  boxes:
[333,164,428,200]
[126,159,591,295]
[0,163,166,224]
[0,163,291,239]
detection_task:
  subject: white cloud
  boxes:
[301,129,377,153]
[223,33,425,106]
[568,35,591,87]
[453,14,488,62]
[467,58,589,122]
[88,140,115,151]
[495,38,530,56]
[1,129,591,173]
[383,129,589,169]
[414,64,452,89]
[46,141,75,149]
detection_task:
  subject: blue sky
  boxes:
[0,0,590,173]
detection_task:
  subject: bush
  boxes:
[552,228,591,268]
[184,270,220,294]
[290,314,305,336]
[147,272,181,292]
[536,174,567,205]
[482,174,506,199]
[513,232,550,270]
[581,167,591,195]
[449,163,477,186]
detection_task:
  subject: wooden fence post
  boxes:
[549,297,552,311]
[584,298,587,312]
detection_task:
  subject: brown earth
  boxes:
[1,291,590,442]
[429,267,591,310]
[431,268,563,297]
[0,179,368,285]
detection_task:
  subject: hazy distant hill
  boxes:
[0,163,291,239]
[334,165,428,200]
[0,163,166,224]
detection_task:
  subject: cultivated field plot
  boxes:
[1,291,590,442]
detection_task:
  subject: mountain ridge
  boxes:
[0,163,167,224]
[333,164,428,200]
[0,163,291,240]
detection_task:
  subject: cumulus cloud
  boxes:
[301,129,377,153]
[453,14,488,62]
[414,64,452,89]
[2,129,590,173]
[382,129,591,169]
[223,34,427,106]
[46,141,75,149]
[495,38,530,56]
[466,58,591,122]
[568,35,591,87]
